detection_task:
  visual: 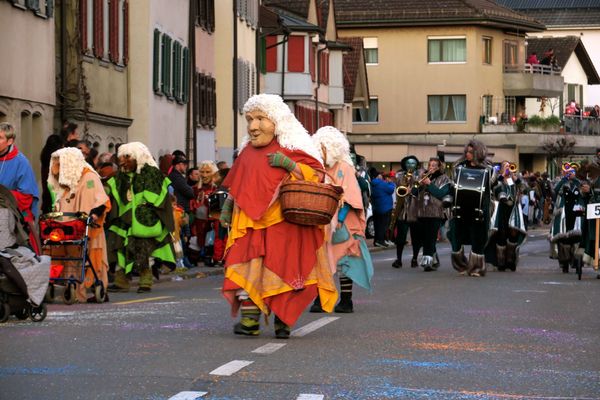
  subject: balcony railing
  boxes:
[564,115,600,135]
[503,63,562,76]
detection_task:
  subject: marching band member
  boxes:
[487,161,527,271]
[549,163,584,273]
[311,126,373,313]
[448,140,496,277]
[415,157,451,271]
[390,156,420,268]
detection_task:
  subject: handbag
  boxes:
[332,224,350,244]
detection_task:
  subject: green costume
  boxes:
[106,165,175,282]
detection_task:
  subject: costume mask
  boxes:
[118,154,137,173]
[405,159,417,172]
[199,165,214,184]
[245,110,275,148]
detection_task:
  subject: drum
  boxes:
[208,190,228,218]
[453,167,489,221]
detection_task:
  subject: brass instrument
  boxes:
[562,161,580,172]
[499,161,517,174]
[395,170,436,197]
[394,171,414,198]
[388,170,414,236]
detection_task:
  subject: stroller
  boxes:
[0,185,50,323]
[40,211,107,304]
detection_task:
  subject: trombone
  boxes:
[395,170,435,197]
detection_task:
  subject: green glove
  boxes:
[267,152,297,173]
[220,197,234,226]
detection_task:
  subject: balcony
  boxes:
[564,115,600,135]
[503,64,564,98]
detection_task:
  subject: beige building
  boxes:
[335,1,566,173]
[57,0,131,154]
[0,0,55,176]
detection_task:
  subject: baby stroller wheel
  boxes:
[44,284,55,304]
[0,303,9,323]
[94,282,106,303]
[62,283,77,305]
[29,304,47,322]
[14,307,29,320]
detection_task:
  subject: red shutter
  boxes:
[265,35,278,72]
[320,52,329,85]
[287,36,305,73]
[93,0,104,58]
[325,53,329,84]
[123,0,129,65]
[109,0,118,63]
[309,44,315,82]
[79,0,87,52]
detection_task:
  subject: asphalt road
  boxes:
[1,230,600,400]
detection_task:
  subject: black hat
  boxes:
[400,155,420,172]
[172,155,188,166]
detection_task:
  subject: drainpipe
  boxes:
[60,0,67,124]
[187,0,196,164]
[315,43,326,133]
[233,1,238,150]
[280,35,288,97]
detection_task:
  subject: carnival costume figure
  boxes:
[47,148,111,302]
[0,123,40,254]
[391,156,420,268]
[414,158,451,271]
[220,94,337,339]
[310,126,373,313]
[448,140,496,277]
[581,154,600,270]
[192,160,218,266]
[105,142,175,293]
[549,166,584,273]
[486,161,527,271]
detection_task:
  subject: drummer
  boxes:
[448,140,496,277]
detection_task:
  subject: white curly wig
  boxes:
[312,126,353,168]
[117,142,158,174]
[48,147,98,203]
[198,160,218,173]
[240,94,323,164]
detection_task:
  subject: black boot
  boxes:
[392,259,402,268]
[393,245,404,268]
[335,277,353,313]
[309,296,323,313]
[274,315,290,339]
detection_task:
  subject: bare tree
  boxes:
[542,135,576,173]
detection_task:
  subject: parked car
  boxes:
[365,203,374,238]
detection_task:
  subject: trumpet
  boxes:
[395,170,436,197]
[562,162,580,172]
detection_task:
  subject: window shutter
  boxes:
[166,36,173,98]
[309,44,315,81]
[109,0,118,63]
[201,74,209,126]
[79,0,87,52]
[47,0,54,17]
[153,29,161,93]
[122,0,129,65]
[265,35,278,72]
[211,78,217,127]
[208,0,215,33]
[172,42,179,102]
[28,0,39,11]
[160,33,168,94]
[93,0,103,58]
[194,72,200,125]
[182,47,189,104]
[287,36,305,73]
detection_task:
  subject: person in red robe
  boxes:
[220,94,337,339]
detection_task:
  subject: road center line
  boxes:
[251,342,287,354]
[209,360,253,376]
[168,391,208,400]
[513,290,548,293]
[297,395,325,400]
[291,317,339,337]
[114,296,174,305]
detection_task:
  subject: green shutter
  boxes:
[162,35,171,97]
[173,42,180,102]
[182,47,189,104]
[153,29,161,93]
[46,0,54,17]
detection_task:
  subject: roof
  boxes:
[495,0,600,9]
[334,0,545,32]
[527,36,600,84]
[263,0,310,19]
[338,37,370,104]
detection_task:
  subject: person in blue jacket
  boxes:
[369,168,395,247]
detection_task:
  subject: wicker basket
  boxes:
[279,179,343,226]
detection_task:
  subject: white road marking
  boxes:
[513,290,548,293]
[209,360,254,376]
[297,395,325,400]
[291,317,339,337]
[542,281,574,285]
[168,391,208,400]
[251,342,287,354]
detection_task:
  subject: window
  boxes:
[428,95,466,122]
[80,0,128,65]
[152,28,189,104]
[11,0,53,17]
[482,37,492,65]
[428,37,466,63]
[287,36,305,73]
[353,98,378,123]
[195,72,217,128]
[482,95,493,118]
[503,40,518,66]
[319,51,329,84]
[196,0,215,33]
[363,37,378,65]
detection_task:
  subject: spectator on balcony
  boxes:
[540,49,554,65]
[526,52,539,65]
[590,105,600,119]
